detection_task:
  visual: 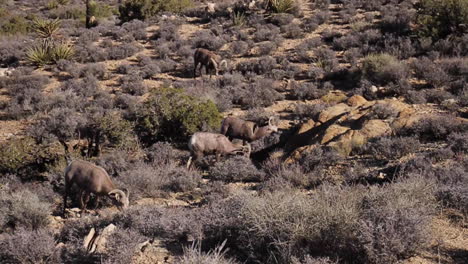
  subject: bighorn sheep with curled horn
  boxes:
[193,48,227,78]
[221,116,278,144]
[63,160,129,215]
[187,132,251,169]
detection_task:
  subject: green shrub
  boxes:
[0,15,29,35]
[119,0,193,23]
[417,0,468,39]
[0,137,59,177]
[361,53,408,85]
[136,87,221,144]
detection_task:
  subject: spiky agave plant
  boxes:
[26,39,74,66]
[26,39,54,66]
[232,11,246,27]
[31,18,61,39]
[51,42,74,62]
[268,0,295,13]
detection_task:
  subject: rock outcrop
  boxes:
[285,96,425,161]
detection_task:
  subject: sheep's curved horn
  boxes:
[268,116,274,126]
[220,59,228,69]
[108,189,125,200]
[123,188,130,198]
[210,58,218,73]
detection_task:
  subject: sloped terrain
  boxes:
[0,0,467,263]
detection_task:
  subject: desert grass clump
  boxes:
[178,241,239,264]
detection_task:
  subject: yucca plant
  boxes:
[26,39,74,66]
[26,39,54,66]
[31,18,61,38]
[267,0,295,13]
[51,42,74,61]
[232,11,246,27]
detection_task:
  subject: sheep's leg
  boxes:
[194,62,199,78]
[63,182,69,216]
[187,156,193,170]
[80,191,90,213]
[93,196,100,210]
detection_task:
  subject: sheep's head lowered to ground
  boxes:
[63,160,130,215]
[187,132,251,169]
[108,189,130,210]
[221,116,279,143]
[193,48,228,78]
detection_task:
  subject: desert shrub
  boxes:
[270,13,294,26]
[379,3,414,34]
[2,73,49,118]
[424,89,455,104]
[294,103,329,121]
[79,63,108,80]
[449,132,468,153]
[263,161,313,189]
[361,53,408,85]
[402,115,466,141]
[145,141,185,165]
[256,41,277,56]
[0,137,59,178]
[136,55,161,78]
[74,42,108,63]
[411,57,450,87]
[209,156,265,182]
[236,56,277,76]
[238,78,284,108]
[362,136,420,160]
[281,23,303,39]
[253,24,281,43]
[120,72,147,96]
[299,147,343,173]
[313,47,338,73]
[113,205,202,241]
[102,227,147,264]
[178,241,239,264]
[61,74,100,97]
[121,19,148,41]
[135,87,221,144]
[192,30,226,50]
[107,42,141,60]
[118,0,193,23]
[0,188,50,231]
[0,36,28,66]
[382,35,415,59]
[357,177,436,263]
[0,228,59,263]
[233,187,364,262]
[417,0,468,39]
[231,40,250,56]
[370,102,400,119]
[0,14,29,35]
[118,162,201,199]
[291,82,326,100]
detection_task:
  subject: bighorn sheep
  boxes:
[187,132,251,169]
[63,160,129,215]
[193,48,227,78]
[221,116,278,144]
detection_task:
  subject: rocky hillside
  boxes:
[0,0,467,263]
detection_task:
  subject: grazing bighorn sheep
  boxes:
[63,160,129,215]
[193,48,227,78]
[187,132,251,169]
[221,116,278,144]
